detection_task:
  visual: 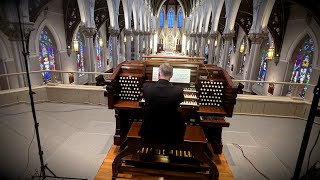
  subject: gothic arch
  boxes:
[285,28,318,67]
[34,19,62,55]
[156,0,186,18]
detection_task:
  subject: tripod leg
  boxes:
[45,164,57,177]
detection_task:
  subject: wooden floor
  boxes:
[95,145,234,180]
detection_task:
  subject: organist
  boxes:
[139,63,185,144]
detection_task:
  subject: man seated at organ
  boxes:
[139,63,185,143]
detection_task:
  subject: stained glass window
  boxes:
[76,32,85,77]
[257,39,270,85]
[159,9,164,28]
[39,27,56,82]
[178,9,183,28]
[96,33,102,68]
[226,44,233,68]
[109,37,113,65]
[288,36,314,97]
[168,8,174,28]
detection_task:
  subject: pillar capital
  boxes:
[79,26,96,38]
[0,21,34,41]
[196,33,202,38]
[132,30,140,36]
[190,33,196,37]
[208,32,218,39]
[108,27,120,36]
[124,29,132,35]
[248,33,267,44]
[222,32,235,41]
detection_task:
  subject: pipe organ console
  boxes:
[105,60,237,154]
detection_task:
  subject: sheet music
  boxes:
[152,67,191,83]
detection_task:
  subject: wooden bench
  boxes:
[112,122,219,180]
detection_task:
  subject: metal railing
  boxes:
[0,70,315,100]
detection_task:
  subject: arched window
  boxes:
[159,8,164,28]
[257,38,270,85]
[109,37,113,65]
[96,32,102,68]
[288,36,314,97]
[168,8,174,28]
[177,9,183,28]
[76,32,85,77]
[39,27,57,82]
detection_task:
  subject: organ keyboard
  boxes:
[105,60,237,154]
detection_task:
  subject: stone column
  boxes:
[79,26,96,84]
[109,28,120,68]
[243,33,266,92]
[199,33,206,57]
[4,23,34,88]
[124,29,132,60]
[208,33,217,64]
[146,32,151,55]
[133,30,139,59]
[196,33,201,56]
[189,33,196,56]
[221,33,234,70]
[139,31,144,57]
[151,32,155,54]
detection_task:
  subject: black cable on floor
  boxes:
[306,128,320,176]
[21,127,36,179]
[232,143,271,180]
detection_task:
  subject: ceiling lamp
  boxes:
[99,37,103,47]
[214,39,218,47]
[239,42,245,53]
[267,47,275,60]
[73,39,79,52]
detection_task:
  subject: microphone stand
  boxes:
[16,0,87,179]
[292,75,320,180]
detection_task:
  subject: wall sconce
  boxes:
[124,36,127,43]
[99,37,103,47]
[239,42,245,53]
[67,45,72,57]
[267,47,275,60]
[73,39,79,52]
[214,39,218,47]
[207,39,210,45]
[131,36,133,42]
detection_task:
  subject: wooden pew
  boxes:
[112,122,219,180]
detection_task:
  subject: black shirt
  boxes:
[139,79,185,143]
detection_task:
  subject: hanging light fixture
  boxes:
[73,39,79,52]
[131,36,133,42]
[214,39,218,47]
[207,39,210,45]
[267,47,275,60]
[99,37,103,47]
[124,36,127,43]
[239,42,245,53]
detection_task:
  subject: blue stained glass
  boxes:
[288,36,314,97]
[178,9,183,28]
[39,27,56,83]
[168,8,174,28]
[257,39,270,85]
[159,9,164,28]
[109,38,113,65]
[96,33,102,68]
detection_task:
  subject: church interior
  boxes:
[0,0,320,179]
